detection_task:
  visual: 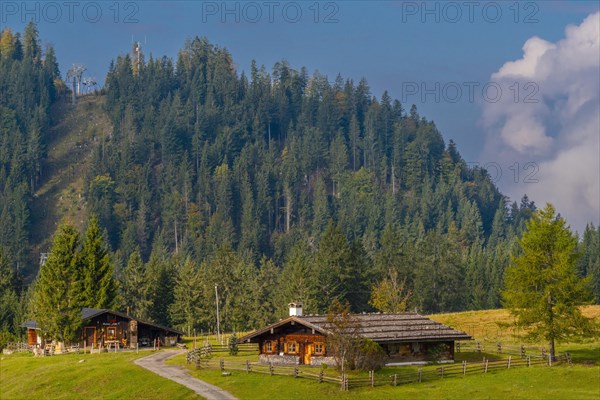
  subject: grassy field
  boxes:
[176,363,599,400]
[170,306,600,399]
[2,307,599,400]
[0,350,197,400]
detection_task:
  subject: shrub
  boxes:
[428,343,450,364]
[0,330,17,351]
[355,339,387,371]
[228,334,239,356]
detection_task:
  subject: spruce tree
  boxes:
[121,249,152,320]
[81,215,116,309]
[169,257,203,336]
[502,204,596,360]
[32,222,82,343]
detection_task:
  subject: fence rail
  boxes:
[2,342,32,353]
[455,340,549,359]
[186,349,554,391]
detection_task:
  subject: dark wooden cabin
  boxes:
[240,304,471,366]
[22,308,183,349]
[79,308,183,349]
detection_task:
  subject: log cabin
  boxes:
[22,308,183,350]
[240,303,471,366]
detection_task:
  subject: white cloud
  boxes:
[482,12,600,233]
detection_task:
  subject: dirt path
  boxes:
[134,350,238,400]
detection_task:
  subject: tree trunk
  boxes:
[285,187,292,233]
[549,337,556,361]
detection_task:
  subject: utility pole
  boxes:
[215,284,221,344]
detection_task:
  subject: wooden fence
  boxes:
[3,342,32,353]
[455,340,550,359]
[186,349,555,391]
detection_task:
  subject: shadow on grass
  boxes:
[564,345,600,365]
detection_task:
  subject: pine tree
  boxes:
[121,249,152,320]
[312,223,350,312]
[81,215,117,309]
[169,257,203,335]
[502,204,597,360]
[32,222,82,343]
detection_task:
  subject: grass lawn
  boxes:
[3,307,599,400]
[178,361,599,400]
[169,306,600,399]
[0,350,197,400]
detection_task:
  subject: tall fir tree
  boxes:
[121,249,152,320]
[169,257,203,335]
[32,222,82,343]
[81,215,117,309]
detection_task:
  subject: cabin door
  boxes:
[304,344,313,365]
[84,327,96,347]
[297,343,305,365]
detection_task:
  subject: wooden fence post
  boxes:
[527,355,531,367]
[294,367,299,378]
[269,362,273,376]
[565,352,572,365]
[393,374,397,386]
[319,369,324,383]
[485,359,489,373]
[520,344,525,358]
[548,354,552,366]
[418,368,422,383]
[462,360,467,376]
[246,360,251,373]
[370,370,374,387]
[440,366,444,378]
[507,356,512,369]
[220,359,224,372]
[497,342,502,354]
[476,341,481,352]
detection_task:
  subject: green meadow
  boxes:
[2,307,599,400]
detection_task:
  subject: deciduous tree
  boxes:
[502,204,597,360]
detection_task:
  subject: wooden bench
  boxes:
[106,341,120,351]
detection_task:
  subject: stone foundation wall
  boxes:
[259,354,300,365]
[309,356,337,367]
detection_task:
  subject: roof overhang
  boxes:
[239,316,329,343]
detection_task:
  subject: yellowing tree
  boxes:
[502,204,597,360]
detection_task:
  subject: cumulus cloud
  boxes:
[482,12,600,233]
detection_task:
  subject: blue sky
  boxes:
[3,1,599,229]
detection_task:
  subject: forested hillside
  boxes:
[1,25,598,338]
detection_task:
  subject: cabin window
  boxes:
[265,341,273,353]
[314,342,324,355]
[287,342,297,354]
[107,326,117,340]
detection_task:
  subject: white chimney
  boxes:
[288,302,303,317]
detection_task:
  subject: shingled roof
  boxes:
[240,312,471,343]
[300,313,471,343]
